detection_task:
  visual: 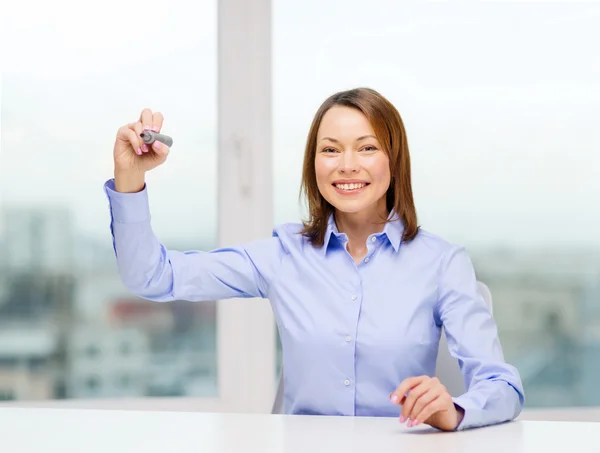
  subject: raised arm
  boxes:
[107,109,282,302]
[437,245,525,430]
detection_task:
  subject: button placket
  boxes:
[361,235,379,264]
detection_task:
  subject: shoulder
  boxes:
[412,229,480,287]
[408,228,462,255]
[273,221,305,237]
[404,228,470,271]
[272,222,310,253]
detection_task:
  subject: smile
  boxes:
[335,182,367,190]
[332,182,370,194]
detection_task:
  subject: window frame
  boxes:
[206,0,276,413]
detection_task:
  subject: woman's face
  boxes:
[315,106,391,216]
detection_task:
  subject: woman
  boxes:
[105,87,524,431]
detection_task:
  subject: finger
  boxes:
[412,396,447,426]
[408,385,441,423]
[151,139,169,157]
[151,111,164,132]
[131,121,143,136]
[399,381,433,422]
[139,108,153,131]
[117,125,142,155]
[402,376,440,405]
[391,376,426,405]
[131,121,151,153]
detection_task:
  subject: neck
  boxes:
[334,202,389,262]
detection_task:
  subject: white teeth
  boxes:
[335,183,366,191]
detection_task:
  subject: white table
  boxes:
[2,407,598,452]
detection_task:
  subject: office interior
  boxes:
[0,0,599,423]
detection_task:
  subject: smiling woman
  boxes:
[300,88,418,264]
[107,83,524,430]
[316,108,391,211]
[273,2,600,411]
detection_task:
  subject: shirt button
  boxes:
[371,237,376,242]
[351,295,357,300]
[344,379,351,386]
[345,335,351,342]
[364,257,370,263]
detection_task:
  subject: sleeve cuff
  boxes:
[104,178,151,224]
[451,395,478,431]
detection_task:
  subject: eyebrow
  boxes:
[319,135,377,144]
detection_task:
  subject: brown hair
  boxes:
[299,87,419,247]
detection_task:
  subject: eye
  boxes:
[361,145,378,152]
[321,147,337,153]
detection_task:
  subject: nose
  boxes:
[339,150,359,174]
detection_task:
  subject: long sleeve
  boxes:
[436,245,525,430]
[104,179,283,302]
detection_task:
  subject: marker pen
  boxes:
[140,130,173,147]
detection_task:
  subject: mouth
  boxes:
[332,181,370,194]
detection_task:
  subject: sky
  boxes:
[1,0,599,250]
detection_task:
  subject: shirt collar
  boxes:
[321,210,404,254]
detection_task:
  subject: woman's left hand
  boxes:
[390,376,464,431]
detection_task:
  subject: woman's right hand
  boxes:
[113,108,170,192]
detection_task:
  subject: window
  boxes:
[0,390,16,401]
[117,375,131,389]
[0,0,219,401]
[1,0,275,414]
[273,1,600,407]
[119,343,131,356]
[85,377,101,392]
[85,346,100,359]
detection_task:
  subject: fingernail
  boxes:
[142,144,149,153]
[399,415,405,422]
[153,141,161,149]
[136,148,142,155]
[390,394,399,403]
[144,125,151,130]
